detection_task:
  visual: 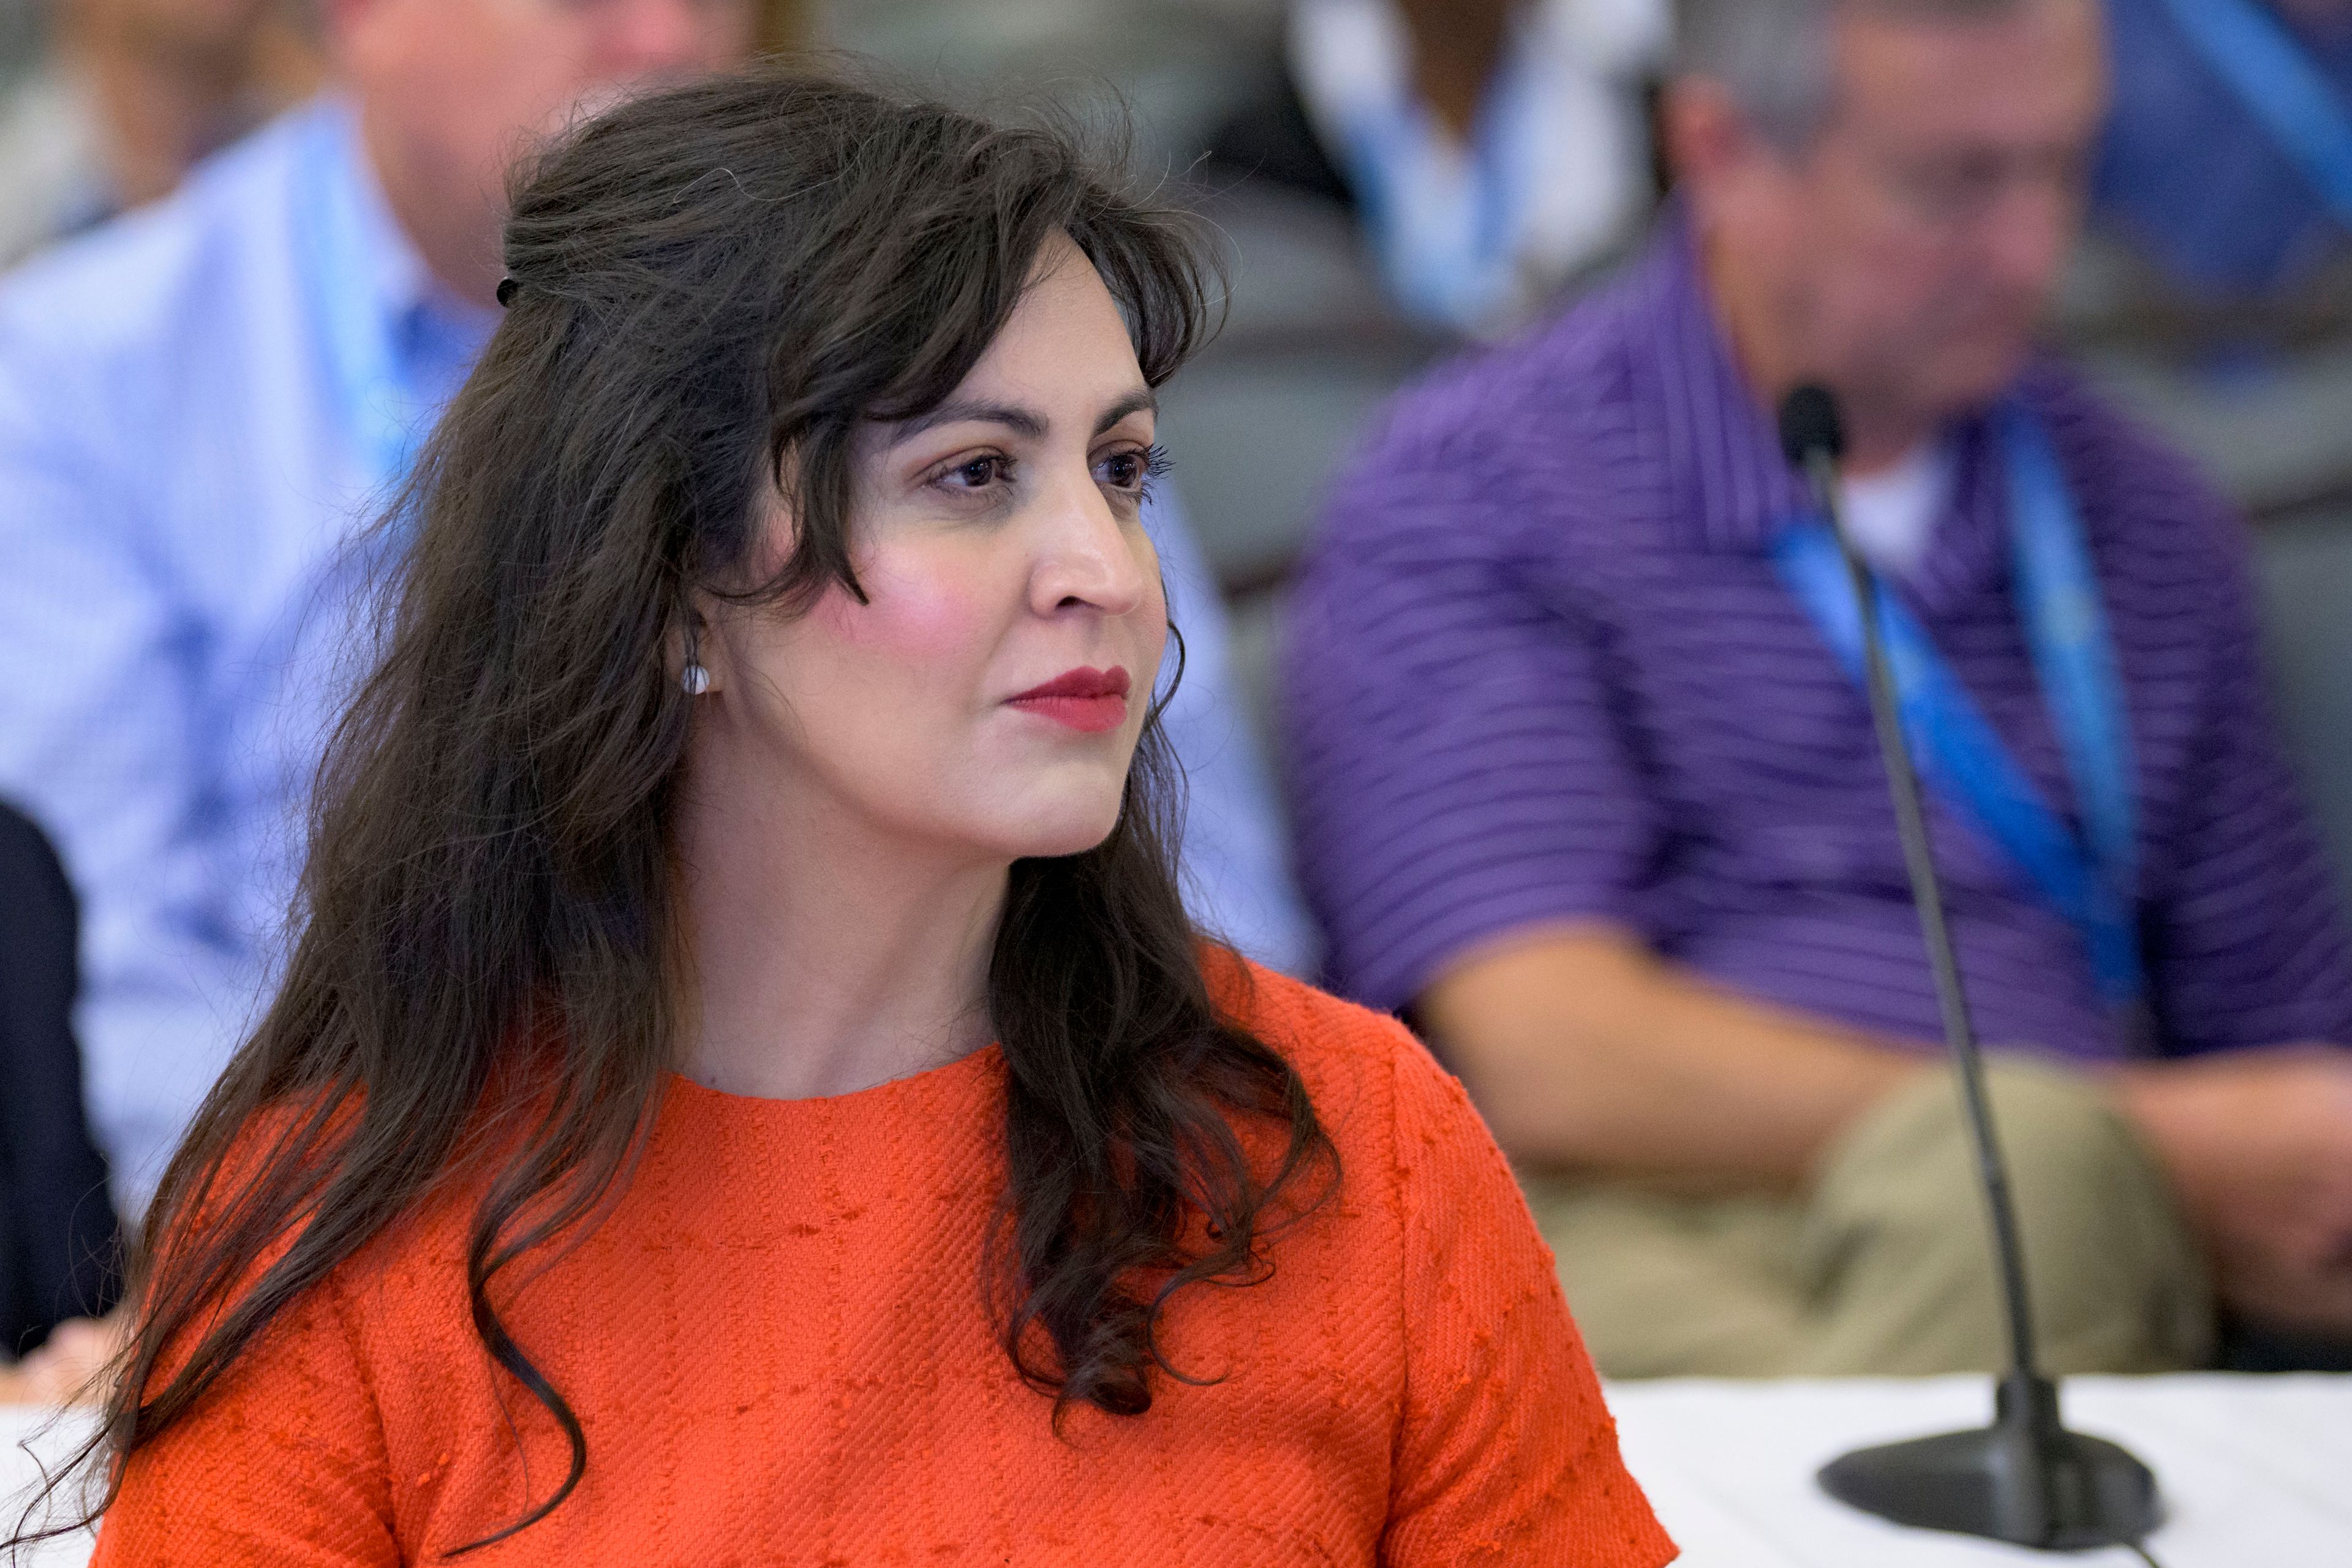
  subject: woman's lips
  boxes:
[1006,666,1132,734]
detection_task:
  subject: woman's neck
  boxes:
[672,768,1005,1102]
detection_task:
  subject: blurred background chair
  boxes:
[0,801,119,1365]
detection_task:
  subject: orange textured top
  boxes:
[94,964,1675,1566]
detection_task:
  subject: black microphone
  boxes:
[1777,384,2160,1551]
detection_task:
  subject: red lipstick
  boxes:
[1006,666,1132,734]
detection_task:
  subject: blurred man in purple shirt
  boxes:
[1286,0,2352,1375]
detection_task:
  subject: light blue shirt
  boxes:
[0,97,1313,1215]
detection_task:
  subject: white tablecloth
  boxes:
[6,1376,2346,1563]
[0,1406,97,1566]
[1608,1375,2352,1566]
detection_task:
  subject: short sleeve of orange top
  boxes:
[94,962,1675,1567]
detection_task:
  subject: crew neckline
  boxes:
[665,1040,1005,1113]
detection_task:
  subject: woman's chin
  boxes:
[992,798,1127,863]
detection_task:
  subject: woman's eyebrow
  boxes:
[886,387,1156,448]
[1093,388,1157,436]
[886,400,1046,447]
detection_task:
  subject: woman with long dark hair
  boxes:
[62,70,1671,1564]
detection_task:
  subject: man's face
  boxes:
[1747,1,2108,427]
[108,0,284,64]
[330,0,755,230]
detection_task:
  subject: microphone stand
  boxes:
[1779,386,2160,1550]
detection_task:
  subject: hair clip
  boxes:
[496,277,519,309]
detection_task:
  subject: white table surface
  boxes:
[0,1406,98,1566]
[1607,1375,2352,1566]
[6,1375,2345,1564]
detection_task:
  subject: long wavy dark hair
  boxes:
[28,67,1335,1550]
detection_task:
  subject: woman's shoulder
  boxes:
[1209,954,1675,1567]
[1213,953,1570,1319]
[1210,952,1498,1174]
[148,1085,514,1361]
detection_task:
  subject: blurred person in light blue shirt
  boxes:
[1205,0,1667,337]
[0,0,761,1217]
[0,3,1314,1218]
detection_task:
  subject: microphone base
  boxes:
[1817,1372,2160,1550]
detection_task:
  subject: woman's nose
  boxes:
[1029,474,1149,619]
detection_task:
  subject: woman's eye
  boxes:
[937,455,1006,491]
[1098,445,1167,492]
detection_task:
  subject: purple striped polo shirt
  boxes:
[1280,219,2352,1061]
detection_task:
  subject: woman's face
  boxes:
[693,233,1169,865]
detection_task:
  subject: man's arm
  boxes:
[1421,921,2352,1338]
[1420,921,1926,1188]
[2114,459,2352,1336]
[2113,1048,2352,1335]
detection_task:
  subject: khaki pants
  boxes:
[1523,1059,2217,1378]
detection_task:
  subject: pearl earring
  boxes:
[681,622,710,696]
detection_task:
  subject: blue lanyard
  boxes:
[1772,409,2145,1019]
[1333,36,1541,329]
[2155,0,2352,232]
[294,110,432,494]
